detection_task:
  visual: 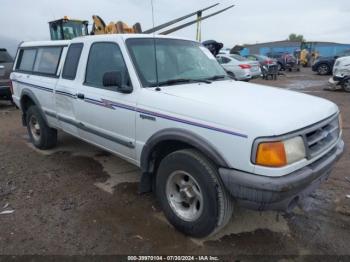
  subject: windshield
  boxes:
[0,50,13,63]
[126,38,227,87]
[63,21,88,39]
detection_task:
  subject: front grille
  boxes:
[304,115,340,159]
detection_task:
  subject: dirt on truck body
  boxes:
[0,68,349,256]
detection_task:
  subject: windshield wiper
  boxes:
[150,78,211,87]
[205,75,227,81]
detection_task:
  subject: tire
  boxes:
[317,63,330,75]
[342,78,350,92]
[26,106,57,149]
[156,149,233,238]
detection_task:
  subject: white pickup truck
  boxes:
[10,34,344,238]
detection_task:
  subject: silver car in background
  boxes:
[216,54,261,81]
[0,48,14,101]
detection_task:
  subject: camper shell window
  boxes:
[16,46,64,77]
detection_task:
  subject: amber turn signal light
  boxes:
[256,141,287,167]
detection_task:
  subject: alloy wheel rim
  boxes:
[29,115,41,142]
[166,171,203,222]
[319,65,329,74]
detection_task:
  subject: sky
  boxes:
[1,0,350,55]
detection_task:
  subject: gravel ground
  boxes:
[0,68,349,256]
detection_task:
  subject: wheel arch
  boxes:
[20,89,47,126]
[139,128,230,193]
[317,62,331,74]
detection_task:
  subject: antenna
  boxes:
[151,0,159,88]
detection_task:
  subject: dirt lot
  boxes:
[0,68,349,256]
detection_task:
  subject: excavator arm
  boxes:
[49,3,233,40]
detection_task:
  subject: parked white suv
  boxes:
[10,35,344,238]
[329,56,350,92]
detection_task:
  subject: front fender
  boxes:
[140,128,230,172]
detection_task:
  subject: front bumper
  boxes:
[328,76,347,88]
[250,71,261,79]
[219,139,344,212]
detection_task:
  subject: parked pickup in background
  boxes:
[10,35,344,238]
[0,48,14,102]
[312,49,350,75]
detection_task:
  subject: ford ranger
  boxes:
[10,35,344,237]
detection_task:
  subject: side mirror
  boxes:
[334,56,339,59]
[103,71,133,94]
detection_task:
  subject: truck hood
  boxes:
[154,80,338,137]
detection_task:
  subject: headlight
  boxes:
[255,136,306,167]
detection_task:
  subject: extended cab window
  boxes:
[33,47,62,75]
[62,43,83,80]
[17,49,37,71]
[16,46,62,75]
[85,42,130,88]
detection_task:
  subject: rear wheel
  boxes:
[26,106,57,149]
[317,63,330,75]
[156,149,233,238]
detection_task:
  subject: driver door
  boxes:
[74,41,137,161]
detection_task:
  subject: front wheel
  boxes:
[317,63,330,75]
[156,149,233,238]
[26,106,57,149]
[342,78,350,92]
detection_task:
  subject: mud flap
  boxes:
[138,172,153,194]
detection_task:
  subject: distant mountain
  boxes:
[0,36,21,57]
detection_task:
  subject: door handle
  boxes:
[77,93,85,99]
